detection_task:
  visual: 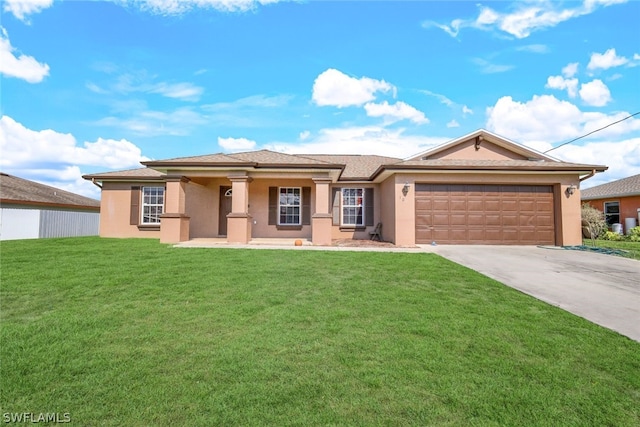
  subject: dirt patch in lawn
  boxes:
[332,239,400,248]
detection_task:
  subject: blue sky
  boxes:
[1,0,639,198]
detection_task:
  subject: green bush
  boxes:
[602,231,623,241]
[629,226,640,242]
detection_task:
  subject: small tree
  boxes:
[581,203,607,245]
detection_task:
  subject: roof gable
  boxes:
[407,129,557,162]
[1,172,100,208]
[581,174,640,200]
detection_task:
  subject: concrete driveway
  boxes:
[429,245,640,342]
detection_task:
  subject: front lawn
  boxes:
[583,239,640,260]
[1,238,638,426]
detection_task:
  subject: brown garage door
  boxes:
[415,184,555,245]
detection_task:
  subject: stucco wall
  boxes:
[379,177,397,243]
[185,181,217,238]
[99,182,162,238]
[330,184,379,240]
[248,178,315,239]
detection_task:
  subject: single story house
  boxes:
[581,173,640,232]
[83,129,607,246]
[0,172,101,240]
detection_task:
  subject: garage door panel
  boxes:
[415,184,555,245]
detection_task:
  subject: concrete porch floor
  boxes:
[175,237,313,248]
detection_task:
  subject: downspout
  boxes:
[90,178,102,189]
[579,169,596,183]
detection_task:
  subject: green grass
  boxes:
[1,237,639,426]
[583,239,640,260]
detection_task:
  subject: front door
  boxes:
[218,186,232,236]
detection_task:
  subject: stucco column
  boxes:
[160,176,190,244]
[312,177,332,245]
[227,175,252,244]
[556,180,582,246]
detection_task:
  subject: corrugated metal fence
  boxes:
[39,210,100,238]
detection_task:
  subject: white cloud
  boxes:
[299,130,310,141]
[553,138,640,188]
[486,95,640,146]
[0,28,49,83]
[312,68,394,108]
[462,105,473,116]
[421,90,454,107]
[472,57,514,74]
[562,62,579,78]
[587,48,629,70]
[546,75,579,98]
[579,79,612,106]
[125,0,288,15]
[424,1,626,39]
[149,82,204,101]
[95,107,208,136]
[217,136,256,151]
[0,115,151,198]
[446,120,460,128]
[516,44,549,54]
[3,0,53,23]
[363,101,429,125]
[265,126,448,158]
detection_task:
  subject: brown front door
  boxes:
[218,186,232,236]
[415,184,555,245]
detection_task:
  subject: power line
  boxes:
[543,111,640,153]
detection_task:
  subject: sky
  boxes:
[1,0,639,199]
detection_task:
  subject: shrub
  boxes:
[629,226,640,242]
[581,203,607,245]
[602,231,623,241]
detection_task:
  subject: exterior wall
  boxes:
[379,177,396,243]
[392,172,583,246]
[426,139,529,161]
[99,182,162,238]
[248,178,315,239]
[185,181,217,238]
[583,195,640,231]
[330,184,380,240]
[0,207,40,240]
[0,205,99,240]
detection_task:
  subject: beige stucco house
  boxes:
[83,130,607,246]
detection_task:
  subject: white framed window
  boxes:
[342,188,364,226]
[604,201,620,226]
[142,186,164,224]
[279,187,301,225]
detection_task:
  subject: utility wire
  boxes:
[543,111,640,153]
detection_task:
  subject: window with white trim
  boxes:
[604,201,620,226]
[342,188,364,226]
[142,186,164,224]
[279,187,301,225]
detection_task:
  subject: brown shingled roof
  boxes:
[384,158,607,170]
[303,154,401,179]
[581,174,640,200]
[82,167,165,180]
[143,149,341,167]
[1,172,100,209]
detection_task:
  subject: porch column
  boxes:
[160,176,190,244]
[312,177,333,245]
[227,175,252,244]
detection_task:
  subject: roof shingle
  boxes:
[1,173,100,208]
[581,174,640,200]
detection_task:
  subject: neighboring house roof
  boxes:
[581,174,640,200]
[0,172,100,210]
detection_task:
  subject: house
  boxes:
[581,173,640,231]
[0,172,100,240]
[83,129,607,246]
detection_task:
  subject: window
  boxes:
[279,187,301,225]
[342,188,364,226]
[604,201,620,226]
[142,186,164,224]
